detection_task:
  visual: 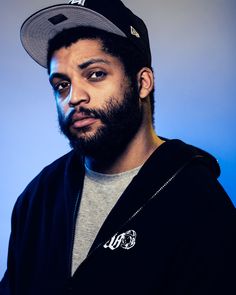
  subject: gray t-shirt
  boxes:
[71,165,141,275]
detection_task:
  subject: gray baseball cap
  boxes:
[20,0,152,68]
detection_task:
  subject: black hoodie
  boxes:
[0,139,235,295]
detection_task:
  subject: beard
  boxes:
[57,81,143,162]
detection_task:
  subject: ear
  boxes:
[137,67,154,99]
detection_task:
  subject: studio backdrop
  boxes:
[0,0,235,278]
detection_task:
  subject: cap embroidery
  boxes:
[130,26,140,38]
[68,0,86,6]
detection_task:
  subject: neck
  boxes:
[85,123,165,174]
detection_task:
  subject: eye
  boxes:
[53,81,71,94]
[89,71,107,81]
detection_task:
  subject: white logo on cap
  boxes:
[130,26,140,38]
[68,0,86,6]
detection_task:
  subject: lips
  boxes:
[71,112,98,129]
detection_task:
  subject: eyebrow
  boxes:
[78,58,111,69]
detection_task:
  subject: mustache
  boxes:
[65,106,102,126]
[59,97,123,131]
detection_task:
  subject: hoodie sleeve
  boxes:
[0,196,21,295]
[162,161,236,295]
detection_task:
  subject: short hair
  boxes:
[47,27,155,119]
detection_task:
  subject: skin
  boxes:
[49,39,164,174]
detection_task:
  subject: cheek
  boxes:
[95,82,127,105]
[56,97,70,115]
[56,102,68,124]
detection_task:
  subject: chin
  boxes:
[70,125,95,138]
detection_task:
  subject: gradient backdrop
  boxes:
[1,0,235,278]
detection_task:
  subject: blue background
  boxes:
[0,0,235,278]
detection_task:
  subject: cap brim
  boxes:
[20,4,126,68]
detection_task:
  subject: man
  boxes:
[1,0,235,294]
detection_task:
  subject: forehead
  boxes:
[49,38,122,73]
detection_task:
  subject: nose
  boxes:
[68,84,90,107]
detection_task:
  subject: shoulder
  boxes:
[38,150,81,179]
[179,161,233,209]
[145,138,235,223]
[21,151,77,192]
[13,150,83,216]
[164,161,236,240]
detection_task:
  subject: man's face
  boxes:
[49,39,143,160]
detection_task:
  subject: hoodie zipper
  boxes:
[87,156,203,256]
[122,159,194,225]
